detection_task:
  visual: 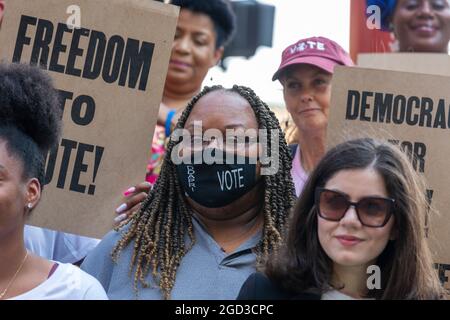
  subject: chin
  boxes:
[410,39,446,52]
[167,71,192,84]
[299,119,327,131]
[332,252,370,267]
[188,197,236,219]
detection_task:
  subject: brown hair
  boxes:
[265,138,447,299]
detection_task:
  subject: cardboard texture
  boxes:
[328,66,450,289]
[358,53,450,76]
[0,0,179,238]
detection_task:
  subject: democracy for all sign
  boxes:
[328,66,450,289]
[0,0,179,238]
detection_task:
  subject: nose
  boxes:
[417,1,435,17]
[339,205,362,228]
[173,35,190,54]
[300,89,314,104]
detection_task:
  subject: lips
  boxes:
[335,235,363,247]
[299,108,321,114]
[411,23,439,36]
[170,59,192,69]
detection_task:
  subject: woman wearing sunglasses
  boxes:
[237,138,447,300]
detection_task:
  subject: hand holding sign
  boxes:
[114,181,153,225]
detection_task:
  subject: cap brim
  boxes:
[272,56,339,81]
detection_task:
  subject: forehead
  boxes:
[324,167,388,199]
[397,0,450,7]
[177,9,216,36]
[185,91,258,130]
[0,139,23,178]
[282,64,331,80]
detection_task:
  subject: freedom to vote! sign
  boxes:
[0,0,179,238]
[328,66,450,289]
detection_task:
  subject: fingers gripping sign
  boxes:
[114,181,153,225]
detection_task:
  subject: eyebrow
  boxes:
[192,31,212,38]
[329,188,388,199]
[177,27,213,37]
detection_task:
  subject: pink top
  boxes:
[291,145,309,197]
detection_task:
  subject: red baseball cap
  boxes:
[272,36,354,81]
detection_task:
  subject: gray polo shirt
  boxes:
[81,217,260,300]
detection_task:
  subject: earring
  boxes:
[26,203,32,209]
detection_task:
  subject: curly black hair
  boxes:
[171,0,236,48]
[0,62,62,185]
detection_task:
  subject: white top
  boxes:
[321,290,356,300]
[24,225,100,264]
[291,146,309,197]
[10,262,108,300]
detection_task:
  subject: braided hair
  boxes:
[112,85,296,299]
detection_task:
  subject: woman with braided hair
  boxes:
[114,36,354,224]
[0,62,107,299]
[82,85,296,299]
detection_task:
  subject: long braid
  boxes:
[228,85,296,261]
[112,85,296,299]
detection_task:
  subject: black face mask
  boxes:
[176,150,259,208]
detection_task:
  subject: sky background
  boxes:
[203,0,351,109]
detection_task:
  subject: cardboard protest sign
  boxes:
[358,53,450,76]
[0,0,179,238]
[328,66,450,289]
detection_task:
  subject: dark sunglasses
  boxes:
[315,188,395,228]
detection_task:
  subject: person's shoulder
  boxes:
[89,228,122,252]
[55,263,108,300]
[237,272,291,300]
[80,228,124,287]
[24,226,100,264]
[59,232,100,259]
[237,272,321,300]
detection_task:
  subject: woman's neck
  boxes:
[193,203,263,253]
[0,229,27,281]
[297,127,327,173]
[331,263,372,299]
[399,45,448,54]
[163,84,201,110]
